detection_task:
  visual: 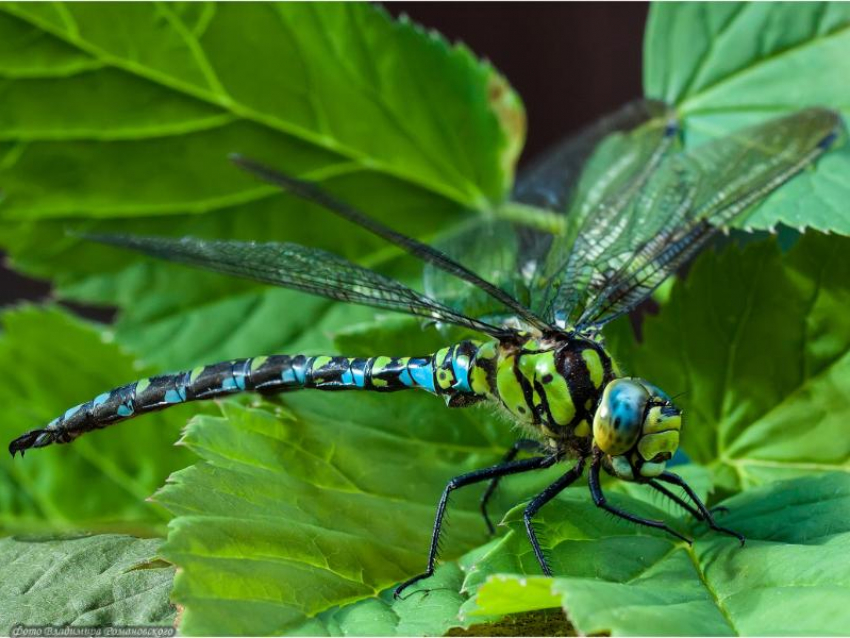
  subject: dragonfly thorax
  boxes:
[471,335,617,446]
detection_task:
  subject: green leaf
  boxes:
[0,306,195,535]
[289,563,470,637]
[0,3,522,215]
[644,2,850,235]
[154,395,515,636]
[608,233,850,493]
[469,472,850,636]
[0,534,175,633]
[0,2,524,369]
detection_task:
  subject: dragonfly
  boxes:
[8,100,841,598]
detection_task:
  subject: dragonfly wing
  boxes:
[425,99,678,329]
[231,156,550,333]
[85,234,508,337]
[537,106,684,325]
[573,107,843,328]
[515,99,677,215]
[423,218,532,327]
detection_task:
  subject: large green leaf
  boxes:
[153,394,515,636]
[0,306,195,535]
[608,233,850,493]
[290,562,471,637]
[469,472,850,636]
[0,2,524,369]
[644,2,850,235]
[0,3,522,215]
[0,534,176,633]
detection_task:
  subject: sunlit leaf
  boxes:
[469,473,850,636]
[645,2,850,235]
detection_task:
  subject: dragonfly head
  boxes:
[592,378,682,481]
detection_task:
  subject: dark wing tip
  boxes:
[9,428,54,458]
[229,154,297,186]
[804,107,845,150]
[229,153,264,174]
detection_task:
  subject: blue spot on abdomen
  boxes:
[451,356,472,392]
[409,363,436,393]
[164,387,187,403]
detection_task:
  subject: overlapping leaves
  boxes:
[0,2,524,370]
[1,2,850,637]
[469,472,850,636]
[0,306,195,537]
[154,394,513,635]
[645,2,850,234]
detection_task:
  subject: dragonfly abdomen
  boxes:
[9,341,487,454]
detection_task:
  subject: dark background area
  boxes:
[0,3,648,311]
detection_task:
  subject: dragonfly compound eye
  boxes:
[593,379,649,456]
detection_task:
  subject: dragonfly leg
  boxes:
[523,458,586,576]
[655,472,745,545]
[648,480,705,520]
[394,453,557,600]
[480,439,547,535]
[588,457,692,545]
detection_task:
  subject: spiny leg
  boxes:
[588,457,692,544]
[655,472,745,545]
[648,480,704,520]
[480,439,547,535]
[523,458,585,576]
[394,454,557,599]
[649,480,729,520]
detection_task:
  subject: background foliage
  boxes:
[0,2,848,636]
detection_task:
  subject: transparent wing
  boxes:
[425,99,678,327]
[423,218,529,327]
[230,156,550,333]
[530,103,680,324]
[573,107,843,328]
[515,99,677,217]
[86,234,509,338]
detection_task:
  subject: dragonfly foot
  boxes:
[668,528,693,545]
[710,524,745,546]
[394,571,433,600]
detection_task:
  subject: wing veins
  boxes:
[230,154,552,334]
[84,234,509,337]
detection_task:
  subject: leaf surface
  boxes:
[470,472,850,636]
[644,2,850,234]
[0,2,524,369]
[609,233,850,492]
[0,3,522,214]
[0,534,175,633]
[154,393,516,636]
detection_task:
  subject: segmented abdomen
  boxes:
[13,341,484,451]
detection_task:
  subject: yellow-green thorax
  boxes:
[470,335,618,442]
